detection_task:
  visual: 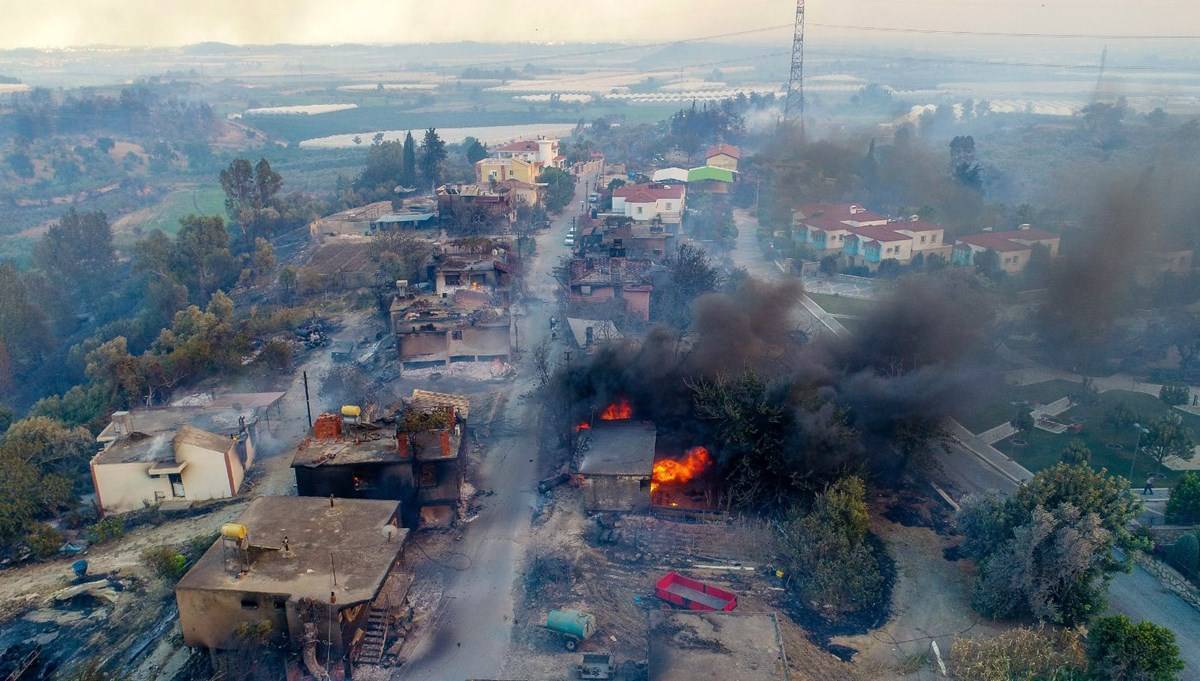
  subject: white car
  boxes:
[564,236,575,246]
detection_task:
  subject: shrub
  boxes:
[949,626,1085,681]
[1085,615,1184,681]
[1166,472,1200,524]
[90,516,125,544]
[1165,534,1199,577]
[779,476,885,619]
[25,523,63,559]
[1061,440,1092,466]
[141,546,188,581]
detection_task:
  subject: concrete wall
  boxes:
[581,474,651,513]
[623,288,651,321]
[176,442,240,501]
[398,330,449,361]
[177,587,291,650]
[92,461,172,514]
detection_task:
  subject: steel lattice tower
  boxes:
[783,0,806,128]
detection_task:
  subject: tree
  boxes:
[0,263,52,377]
[950,135,982,191]
[278,267,298,300]
[418,128,447,187]
[1105,402,1136,434]
[173,215,237,298]
[1012,407,1035,435]
[974,248,1003,279]
[1165,533,1199,576]
[778,477,884,619]
[463,136,489,164]
[32,209,117,305]
[1062,440,1093,466]
[538,167,574,213]
[1141,415,1194,467]
[402,131,417,187]
[1166,472,1200,524]
[652,244,721,330]
[1085,615,1184,681]
[220,157,285,245]
[959,464,1141,626]
[355,139,406,194]
[1159,384,1190,406]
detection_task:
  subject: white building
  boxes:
[491,137,563,169]
[611,184,686,224]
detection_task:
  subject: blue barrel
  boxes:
[72,559,88,579]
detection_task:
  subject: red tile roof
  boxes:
[957,228,1060,253]
[613,184,685,202]
[705,143,741,160]
[849,226,912,243]
[495,140,540,153]
[797,203,888,225]
[892,218,943,233]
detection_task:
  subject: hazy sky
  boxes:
[0,0,1196,49]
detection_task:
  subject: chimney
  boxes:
[1018,223,1032,231]
[585,326,595,346]
[111,411,132,436]
[397,432,411,458]
[849,204,861,214]
[439,430,451,457]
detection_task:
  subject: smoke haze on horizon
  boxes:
[0,0,1197,50]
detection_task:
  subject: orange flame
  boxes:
[575,422,591,432]
[651,446,711,493]
[599,398,633,421]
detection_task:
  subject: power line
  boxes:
[810,22,1200,40]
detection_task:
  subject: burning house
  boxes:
[175,496,412,676]
[577,419,657,513]
[389,293,512,369]
[291,390,469,527]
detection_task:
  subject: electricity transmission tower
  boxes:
[783,0,806,130]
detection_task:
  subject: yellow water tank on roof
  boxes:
[220,523,248,541]
[341,405,362,418]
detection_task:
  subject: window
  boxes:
[451,329,463,340]
[273,597,286,610]
[920,235,927,244]
[581,285,592,295]
[241,598,259,610]
[639,478,651,490]
[419,464,437,488]
[636,206,643,215]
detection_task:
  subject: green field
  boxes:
[952,379,1084,433]
[994,389,1200,486]
[806,292,878,317]
[112,186,227,245]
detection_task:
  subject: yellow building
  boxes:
[704,143,741,172]
[475,156,540,185]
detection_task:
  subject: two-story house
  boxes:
[952,225,1061,274]
[611,184,686,226]
[794,203,889,255]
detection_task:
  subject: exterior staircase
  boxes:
[355,606,390,665]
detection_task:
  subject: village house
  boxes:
[90,394,283,515]
[432,254,512,299]
[175,496,412,674]
[475,156,540,185]
[577,420,657,513]
[703,143,741,172]
[309,201,394,243]
[371,198,439,231]
[686,165,736,194]
[648,611,789,681]
[843,225,914,268]
[611,184,686,226]
[292,390,469,527]
[565,317,623,353]
[436,183,517,229]
[491,137,563,168]
[794,203,890,254]
[951,225,1061,274]
[389,293,512,369]
[651,167,690,184]
[566,256,655,322]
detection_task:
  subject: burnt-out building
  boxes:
[175,496,412,677]
[577,421,657,513]
[291,391,470,527]
[649,611,789,681]
[389,293,512,370]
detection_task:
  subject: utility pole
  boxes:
[783,0,806,135]
[303,370,313,430]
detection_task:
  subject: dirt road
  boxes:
[395,171,591,681]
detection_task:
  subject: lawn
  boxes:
[994,389,1200,486]
[806,292,878,317]
[952,379,1084,433]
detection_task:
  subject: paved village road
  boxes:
[727,206,1200,676]
[395,172,592,681]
